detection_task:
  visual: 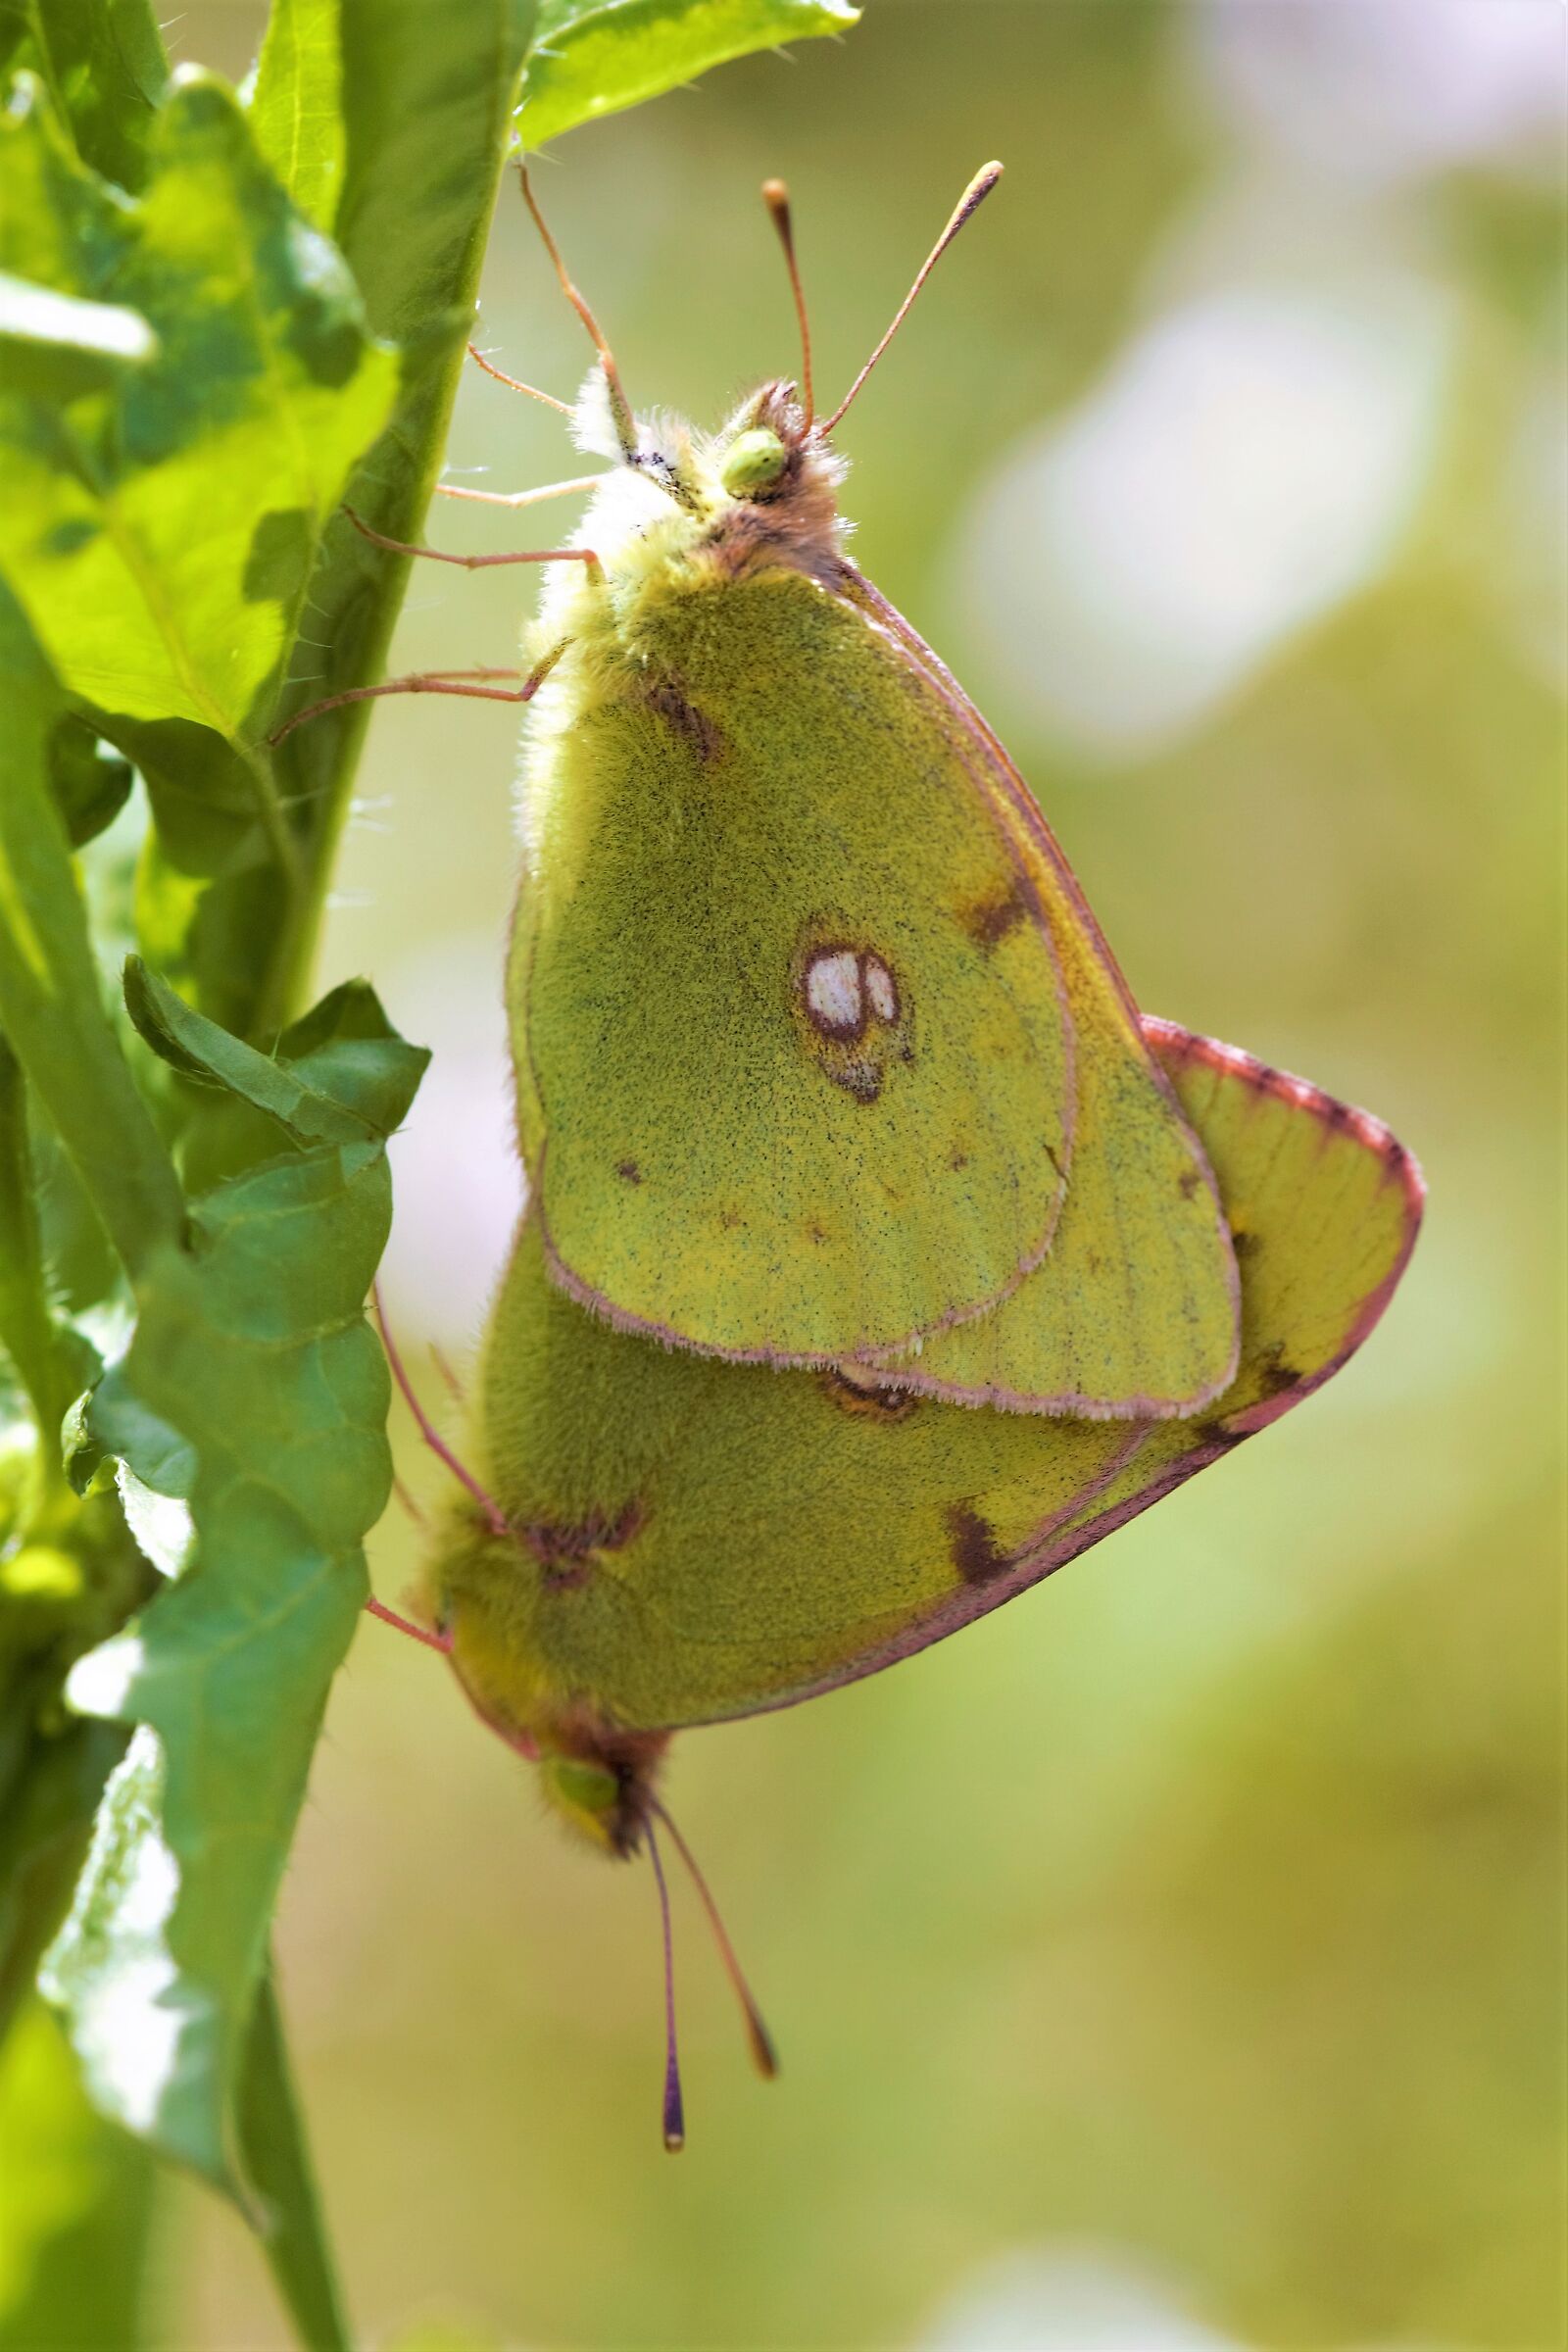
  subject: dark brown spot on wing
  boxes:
[946,1502,1010,1584]
[1254,1345,1303,1398]
[525,1499,644,1592]
[643,677,725,760]
[820,1367,920,1421]
[961,881,1030,951]
[616,1160,642,1185]
[1178,1169,1200,1199]
[838,1060,883,1102]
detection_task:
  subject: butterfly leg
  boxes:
[341,505,601,573]
[369,1281,512,1539]
[361,1592,540,1764]
[269,642,568,745]
[435,475,608,511]
[365,1593,451,1654]
[466,341,573,414]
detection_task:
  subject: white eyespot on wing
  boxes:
[863,955,899,1024]
[806,950,865,1038]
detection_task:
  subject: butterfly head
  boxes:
[564,367,849,581]
[533,1727,666,1858]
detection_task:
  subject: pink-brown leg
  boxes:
[269,643,567,745]
[370,1282,510,1538]
[365,1594,452,1654]
[466,342,573,413]
[342,505,600,573]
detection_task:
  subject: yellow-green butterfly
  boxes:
[289,167,1242,1418]
[373,1018,1421,2147]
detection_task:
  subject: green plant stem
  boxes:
[239,1966,352,2352]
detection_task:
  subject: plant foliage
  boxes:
[0,0,857,2341]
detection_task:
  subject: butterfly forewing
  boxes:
[514,564,1074,1362]
[838,567,1243,1416]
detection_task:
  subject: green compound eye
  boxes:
[543,1757,619,1820]
[720,427,789,499]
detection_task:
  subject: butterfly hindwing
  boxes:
[429,1022,1421,1740]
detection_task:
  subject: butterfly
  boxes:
[379,1013,1420,2149]
[277,170,1423,2146]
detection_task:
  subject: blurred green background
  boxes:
[74,1,1568,2343]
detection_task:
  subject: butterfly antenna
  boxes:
[370,1284,510,1540]
[761,178,813,428]
[516,164,638,463]
[644,1814,686,2152]
[819,161,1004,437]
[650,1795,778,2080]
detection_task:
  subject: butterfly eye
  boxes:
[720,427,789,499]
[540,1755,622,1842]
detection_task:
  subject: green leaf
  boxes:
[0,1037,69,1447]
[0,271,157,400]
[0,1998,156,2352]
[518,0,860,148]
[125,959,428,1146]
[0,600,184,1285]
[47,716,134,853]
[248,0,345,228]
[42,989,420,2204]
[0,74,398,754]
[122,718,290,1042]
[0,0,169,191]
[0,1717,126,2048]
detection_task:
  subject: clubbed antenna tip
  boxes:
[761,176,813,428]
[651,1796,779,2082]
[645,1816,687,2152]
[820,159,1004,436]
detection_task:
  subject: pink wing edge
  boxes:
[831,562,1245,1420]
[670,1016,1425,1733]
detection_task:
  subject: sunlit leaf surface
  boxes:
[519,0,859,147]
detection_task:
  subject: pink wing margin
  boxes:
[830,561,1242,1410]
[680,1018,1425,1731]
